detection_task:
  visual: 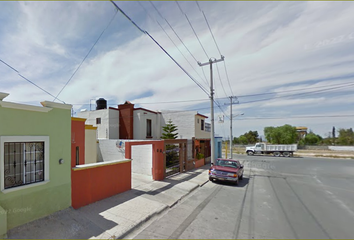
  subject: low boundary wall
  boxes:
[71,160,131,209]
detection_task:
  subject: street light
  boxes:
[230,113,244,159]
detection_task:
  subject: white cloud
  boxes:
[1,1,354,139]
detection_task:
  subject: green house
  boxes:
[0,92,72,238]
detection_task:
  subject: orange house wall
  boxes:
[195,158,205,168]
[71,161,131,209]
[71,119,86,167]
[125,141,165,181]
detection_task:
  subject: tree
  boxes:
[264,124,297,144]
[161,119,178,139]
[161,119,179,167]
[243,131,259,144]
[337,128,354,145]
[233,131,259,145]
[332,126,336,145]
[299,131,322,145]
[238,135,248,145]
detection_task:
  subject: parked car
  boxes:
[208,158,244,185]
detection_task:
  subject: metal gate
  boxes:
[164,140,187,177]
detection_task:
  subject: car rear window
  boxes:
[216,160,239,168]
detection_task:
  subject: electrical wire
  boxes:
[238,114,354,120]
[239,81,354,105]
[237,80,354,98]
[195,1,234,97]
[196,1,222,57]
[53,7,118,101]
[110,1,210,96]
[144,1,209,88]
[148,0,204,81]
[223,60,235,97]
[215,62,228,98]
[175,1,209,59]
[0,59,65,103]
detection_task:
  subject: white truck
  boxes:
[246,143,297,157]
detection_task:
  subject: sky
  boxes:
[1,1,354,140]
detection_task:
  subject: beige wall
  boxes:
[85,126,98,164]
[195,115,211,139]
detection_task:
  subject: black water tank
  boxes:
[96,98,107,110]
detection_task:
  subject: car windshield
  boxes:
[215,160,238,168]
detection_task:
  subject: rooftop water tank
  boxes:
[96,98,107,110]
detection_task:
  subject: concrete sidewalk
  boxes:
[6,165,210,239]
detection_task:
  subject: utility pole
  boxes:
[224,96,238,159]
[198,56,224,165]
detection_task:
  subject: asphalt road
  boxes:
[131,154,354,239]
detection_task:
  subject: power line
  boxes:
[238,114,354,120]
[70,77,354,107]
[53,7,118,101]
[196,1,222,56]
[110,1,210,96]
[195,2,234,97]
[0,59,65,103]
[237,80,354,99]
[175,1,209,59]
[144,1,209,88]
[215,62,228,98]
[239,81,354,105]
[223,60,235,96]
[147,1,202,70]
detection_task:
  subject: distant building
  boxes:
[296,126,308,139]
[77,99,211,142]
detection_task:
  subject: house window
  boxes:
[76,146,80,165]
[3,142,45,189]
[1,136,50,192]
[201,119,204,131]
[96,118,101,124]
[146,119,152,137]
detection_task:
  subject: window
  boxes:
[76,146,80,165]
[201,119,204,131]
[96,118,101,124]
[1,136,49,192]
[146,119,152,137]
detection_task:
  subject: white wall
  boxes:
[161,111,196,139]
[133,109,160,140]
[97,139,126,162]
[77,109,119,139]
[108,109,119,139]
[131,144,153,176]
[329,146,354,151]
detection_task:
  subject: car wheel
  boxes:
[234,178,239,186]
[273,152,281,157]
[247,151,254,156]
[209,177,213,182]
[239,174,243,180]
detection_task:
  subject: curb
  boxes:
[117,176,209,239]
[115,204,169,239]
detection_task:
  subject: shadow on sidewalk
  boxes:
[7,166,210,239]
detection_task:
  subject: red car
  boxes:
[209,158,244,185]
